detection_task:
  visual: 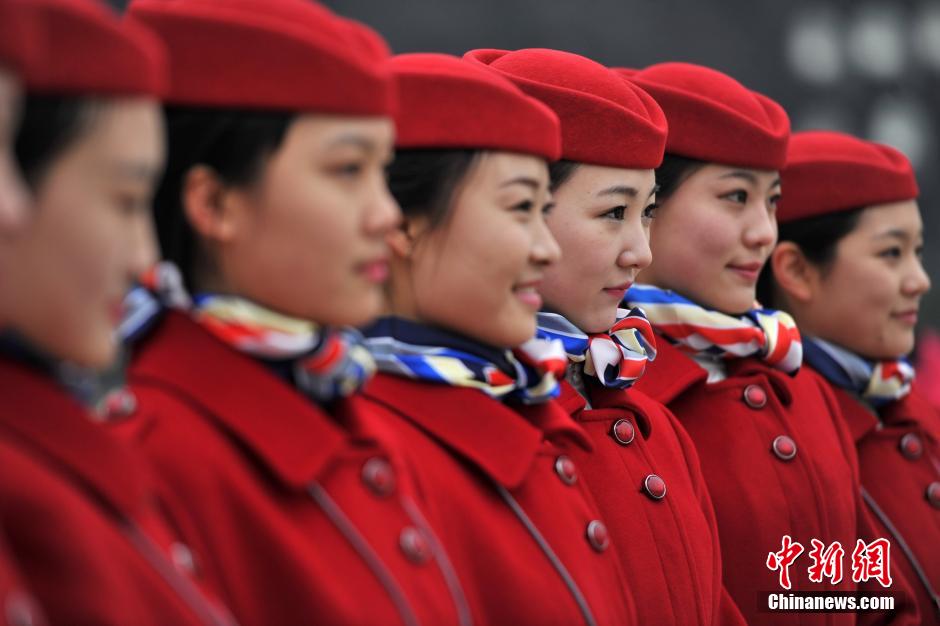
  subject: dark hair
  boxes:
[655,153,705,199]
[548,159,580,192]
[385,148,480,228]
[15,94,103,188]
[154,106,294,292]
[756,207,864,308]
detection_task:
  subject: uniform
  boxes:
[558,378,746,625]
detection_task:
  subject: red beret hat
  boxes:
[464,48,666,169]
[128,0,394,116]
[619,62,790,170]
[390,53,561,161]
[777,131,919,224]
[26,0,166,97]
[0,0,39,78]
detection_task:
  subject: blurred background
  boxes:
[111,0,940,350]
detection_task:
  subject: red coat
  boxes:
[358,373,638,626]
[824,378,940,626]
[634,340,919,626]
[117,312,470,626]
[0,356,231,626]
[556,378,746,625]
[0,535,45,626]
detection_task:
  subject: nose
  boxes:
[743,202,777,250]
[616,217,652,271]
[129,213,159,280]
[364,170,402,236]
[531,210,561,266]
[903,256,932,297]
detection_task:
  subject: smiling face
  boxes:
[388,151,561,348]
[208,115,400,328]
[780,201,930,360]
[0,98,165,368]
[638,163,781,314]
[539,164,657,333]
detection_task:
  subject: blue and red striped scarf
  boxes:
[624,284,803,375]
[121,262,375,403]
[803,336,914,406]
[362,316,567,404]
[535,307,657,389]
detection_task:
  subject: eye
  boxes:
[721,190,748,204]
[768,194,781,211]
[915,245,925,259]
[642,202,659,220]
[542,201,555,216]
[115,193,145,215]
[878,246,903,260]
[512,199,535,213]
[330,161,365,178]
[602,205,626,220]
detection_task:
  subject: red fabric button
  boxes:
[361,458,396,497]
[555,455,578,486]
[98,388,138,421]
[899,433,923,460]
[926,482,940,510]
[586,520,610,552]
[643,474,667,500]
[399,527,431,564]
[772,435,797,461]
[743,384,767,409]
[611,419,636,446]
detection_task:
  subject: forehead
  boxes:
[854,200,923,234]
[466,151,548,187]
[292,113,395,151]
[692,163,780,186]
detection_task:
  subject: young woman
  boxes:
[619,62,918,625]
[0,0,233,624]
[464,47,745,626]
[356,52,638,625]
[113,1,470,624]
[759,130,938,625]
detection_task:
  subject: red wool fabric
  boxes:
[777,130,919,223]
[128,0,394,115]
[464,48,667,169]
[391,53,561,161]
[619,62,790,170]
[0,0,40,78]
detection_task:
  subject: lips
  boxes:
[603,281,633,299]
[359,258,390,284]
[513,279,543,310]
[892,310,919,325]
[727,261,763,282]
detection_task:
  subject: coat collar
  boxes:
[636,338,794,406]
[129,311,349,490]
[557,379,654,439]
[827,375,940,445]
[0,356,149,518]
[363,374,592,489]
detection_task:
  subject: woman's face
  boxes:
[0,98,165,368]
[540,164,656,333]
[391,151,561,347]
[638,164,781,314]
[216,115,400,328]
[786,201,930,359]
[0,67,28,234]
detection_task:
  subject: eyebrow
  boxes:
[874,228,922,242]
[327,133,376,151]
[111,161,161,181]
[500,176,542,190]
[718,170,781,190]
[597,185,639,198]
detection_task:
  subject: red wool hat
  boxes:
[391,53,561,161]
[128,0,394,116]
[464,48,667,169]
[26,0,166,97]
[777,131,919,224]
[620,62,790,170]
[0,0,40,78]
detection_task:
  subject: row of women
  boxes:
[0,0,937,624]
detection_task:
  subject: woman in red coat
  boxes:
[759,130,939,624]
[356,53,637,625]
[463,47,745,626]
[620,63,917,625]
[113,1,471,625]
[0,0,233,624]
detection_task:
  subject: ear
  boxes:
[770,241,818,303]
[181,165,241,243]
[385,215,430,260]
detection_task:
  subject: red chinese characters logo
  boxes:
[766,537,892,589]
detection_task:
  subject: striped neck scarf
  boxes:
[535,307,657,389]
[804,336,914,407]
[362,316,567,404]
[624,283,803,375]
[121,262,375,403]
